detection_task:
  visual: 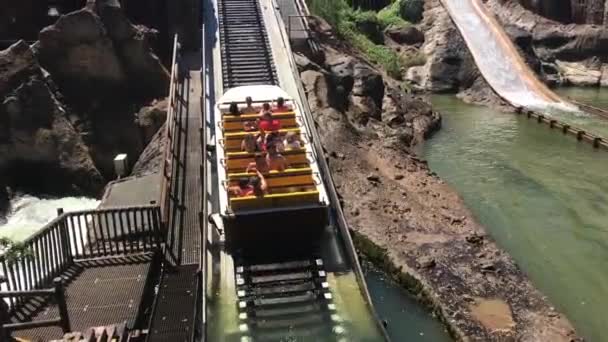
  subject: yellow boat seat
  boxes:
[230,190,320,211]
[221,128,302,151]
[224,149,310,172]
[219,103,294,114]
[228,168,315,189]
[222,113,298,132]
[223,112,295,121]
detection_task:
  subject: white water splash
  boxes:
[0,195,100,241]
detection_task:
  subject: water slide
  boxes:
[440,0,575,111]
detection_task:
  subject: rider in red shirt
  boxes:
[258,105,281,132]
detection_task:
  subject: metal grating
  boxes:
[167,55,203,266]
[147,265,199,342]
[10,254,155,341]
[234,258,337,340]
[218,0,279,88]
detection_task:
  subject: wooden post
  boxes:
[54,277,71,333]
[57,209,72,267]
[0,275,8,342]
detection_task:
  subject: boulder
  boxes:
[385,26,425,45]
[131,122,166,177]
[352,64,385,109]
[555,60,601,86]
[136,97,168,145]
[36,0,169,103]
[0,41,39,96]
[0,41,104,196]
[300,70,332,111]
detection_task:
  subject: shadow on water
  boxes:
[363,265,452,342]
[424,95,608,342]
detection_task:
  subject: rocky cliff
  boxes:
[0,41,103,197]
[517,0,607,25]
[297,15,580,341]
[0,0,171,209]
[486,0,608,86]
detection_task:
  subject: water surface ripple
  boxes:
[425,95,608,342]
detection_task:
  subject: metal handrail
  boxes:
[0,277,70,339]
[0,205,162,312]
[198,15,208,342]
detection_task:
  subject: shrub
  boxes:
[399,0,424,23]
[377,0,411,28]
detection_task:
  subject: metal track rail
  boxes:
[218,0,279,88]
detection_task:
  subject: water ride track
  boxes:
[218,0,279,88]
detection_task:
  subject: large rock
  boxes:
[0,41,104,196]
[516,0,606,25]
[36,0,169,103]
[298,36,439,147]
[385,26,425,45]
[136,97,168,145]
[131,122,166,177]
[555,60,602,86]
[412,0,473,92]
[485,0,608,86]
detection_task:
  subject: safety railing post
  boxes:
[54,277,71,334]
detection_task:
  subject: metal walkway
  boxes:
[147,50,203,340]
[218,0,278,88]
[167,52,204,266]
[147,265,199,342]
[11,254,156,341]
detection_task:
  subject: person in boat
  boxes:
[264,131,285,152]
[258,109,281,132]
[246,152,270,173]
[241,133,260,153]
[228,102,241,116]
[242,96,256,114]
[284,131,302,150]
[259,102,272,116]
[229,170,268,197]
[274,97,289,112]
[266,143,288,171]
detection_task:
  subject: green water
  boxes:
[364,267,452,342]
[424,95,608,342]
[205,247,387,341]
[548,87,608,138]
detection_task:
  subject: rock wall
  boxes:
[0,0,171,202]
[487,0,608,86]
[0,41,104,196]
[300,18,441,148]
[404,0,511,108]
[517,0,607,25]
[36,0,170,104]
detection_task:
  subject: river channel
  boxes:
[424,94,608,342]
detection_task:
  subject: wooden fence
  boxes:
[0,205,162,312]
[517,109,608,150]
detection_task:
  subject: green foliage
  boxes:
[307,0,349,27]
[399,0,424,23]
[308,0,405,79]
[337,21,403,79]
[402,50,426,68]
[344,10,384,43]
[0,237,34,265]
[377,0,411,28]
